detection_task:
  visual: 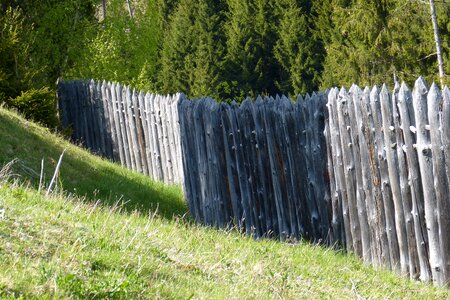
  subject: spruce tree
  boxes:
[274,0,322,95]
[158,0,224,97]
[222,0,280,99]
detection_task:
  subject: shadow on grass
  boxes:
[0,110,187,219]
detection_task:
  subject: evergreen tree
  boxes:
[273,0,322,95]
[222,0,280,99]
[158,0,224,98]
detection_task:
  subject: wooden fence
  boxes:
[326,78,450,285]
[57,80,183,184]
[178,94,330,242]
[57,78,450,286]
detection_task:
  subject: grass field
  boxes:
[1,107,449,299]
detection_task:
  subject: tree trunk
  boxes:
[429,0,445,86]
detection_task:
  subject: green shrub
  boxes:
[9,87,59,128]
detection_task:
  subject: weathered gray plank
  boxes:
[427,83,450,285]
[412,77,442,284]
[328,88,352,251]
[348,85,372,263]
[370,86,399,270]
[398,82,431,282]
[380,84,408,274]
[392,82,420,280]
[441,86,450,285]
[117,84,132,169]
[337,87,362,256]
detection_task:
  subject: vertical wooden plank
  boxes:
[337,87,362,256]
[165,95,177,183]
[253,96,276,237]
[371,86,400,270]
[150,95,163,181]
[88,80,101,153]
[283,95,306,240]
[413,77,443,283]
[441,86,450,285]
[159,96,173,183]
[81,81,93,150]
[117,84,132,169]
[427,83,450,285]
[242,98,269,236]
[263,96,288,239]
[357,86,386,266]
[101,81,116,160]
[392,82,420,280]
[172,94,184,184]
[142,92,154,177]
[380,84,409,274]
[111,83,126,166]
[398,82,431,282]
[173,94,184,184]
[94,81,107,156]
[324,91,343,245]
[309,92,330,241]
[220,101,244,230]
[155,95,168,181]
[291,95,311,240]
[347,85,372,263]
[178,97,203,221]
[327,88,352,252]
[413,77,443,284]
[352,85,376,261]
[275,96,297,238]
[135,90,149,175]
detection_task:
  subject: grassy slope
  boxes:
[0,107,449,299]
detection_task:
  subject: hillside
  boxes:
[1,107,450,298]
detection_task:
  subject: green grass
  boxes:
[0,107,185,218]
[0,107,449,299]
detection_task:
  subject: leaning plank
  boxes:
[380,84,409,274]
[398,82,431,282]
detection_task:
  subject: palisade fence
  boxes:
[57,80,184,184]
[57,78,450,286]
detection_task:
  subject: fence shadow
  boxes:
[0,110,187,220]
